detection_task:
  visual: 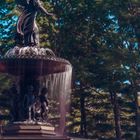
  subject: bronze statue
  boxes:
[28,86,35,121]
[15,0,53,47]
[23,86,49,122]
[39,87,49,121]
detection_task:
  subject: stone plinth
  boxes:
[1,123,70,140]
[0,47,71,76]
[0,136,71,140]
[3,123,55,136]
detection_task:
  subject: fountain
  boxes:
[0,0,72,139]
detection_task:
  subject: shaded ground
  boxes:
[71,138,93,140]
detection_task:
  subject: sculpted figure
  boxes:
[15,0,53,46]
[24,85,36,121]
[39,87,49,121]
[27,87,49,122]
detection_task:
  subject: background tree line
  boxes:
[1,0,140,139]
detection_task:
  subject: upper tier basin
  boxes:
[0,47,71,76]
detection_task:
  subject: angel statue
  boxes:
[15,0,54,47]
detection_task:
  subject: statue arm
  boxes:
[36,0,54,16]
[40,6,54,16]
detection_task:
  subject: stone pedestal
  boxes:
[1,123,70,140]
[0,136,70,140]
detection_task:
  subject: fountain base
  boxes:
[1,123,71,140]
[1,136,70,140]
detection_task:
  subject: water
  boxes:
[40,65,72,135]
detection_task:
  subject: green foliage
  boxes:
[0,0,16,54]
[0,74,13,124]
[37,0,58,49]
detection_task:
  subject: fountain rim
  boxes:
[0,57,71,65]
[0,56,72,76]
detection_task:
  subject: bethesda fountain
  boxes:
[0,0,72,139]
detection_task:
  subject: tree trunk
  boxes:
[110,91,121,140]
[131,79,140,140]
[134,91,140,140]
[132,16,140,140]
[80,92,87,137]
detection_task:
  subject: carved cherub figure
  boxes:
[33,87,49,122]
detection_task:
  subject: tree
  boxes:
[50,0,140,139]
[0,0,16,54]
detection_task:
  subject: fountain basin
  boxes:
[0,47,71,76]
[0,58,71,76]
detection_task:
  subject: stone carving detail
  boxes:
[10,84,49,123]
[5,47,56,58]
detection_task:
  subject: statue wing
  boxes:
[15,0,27,6]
